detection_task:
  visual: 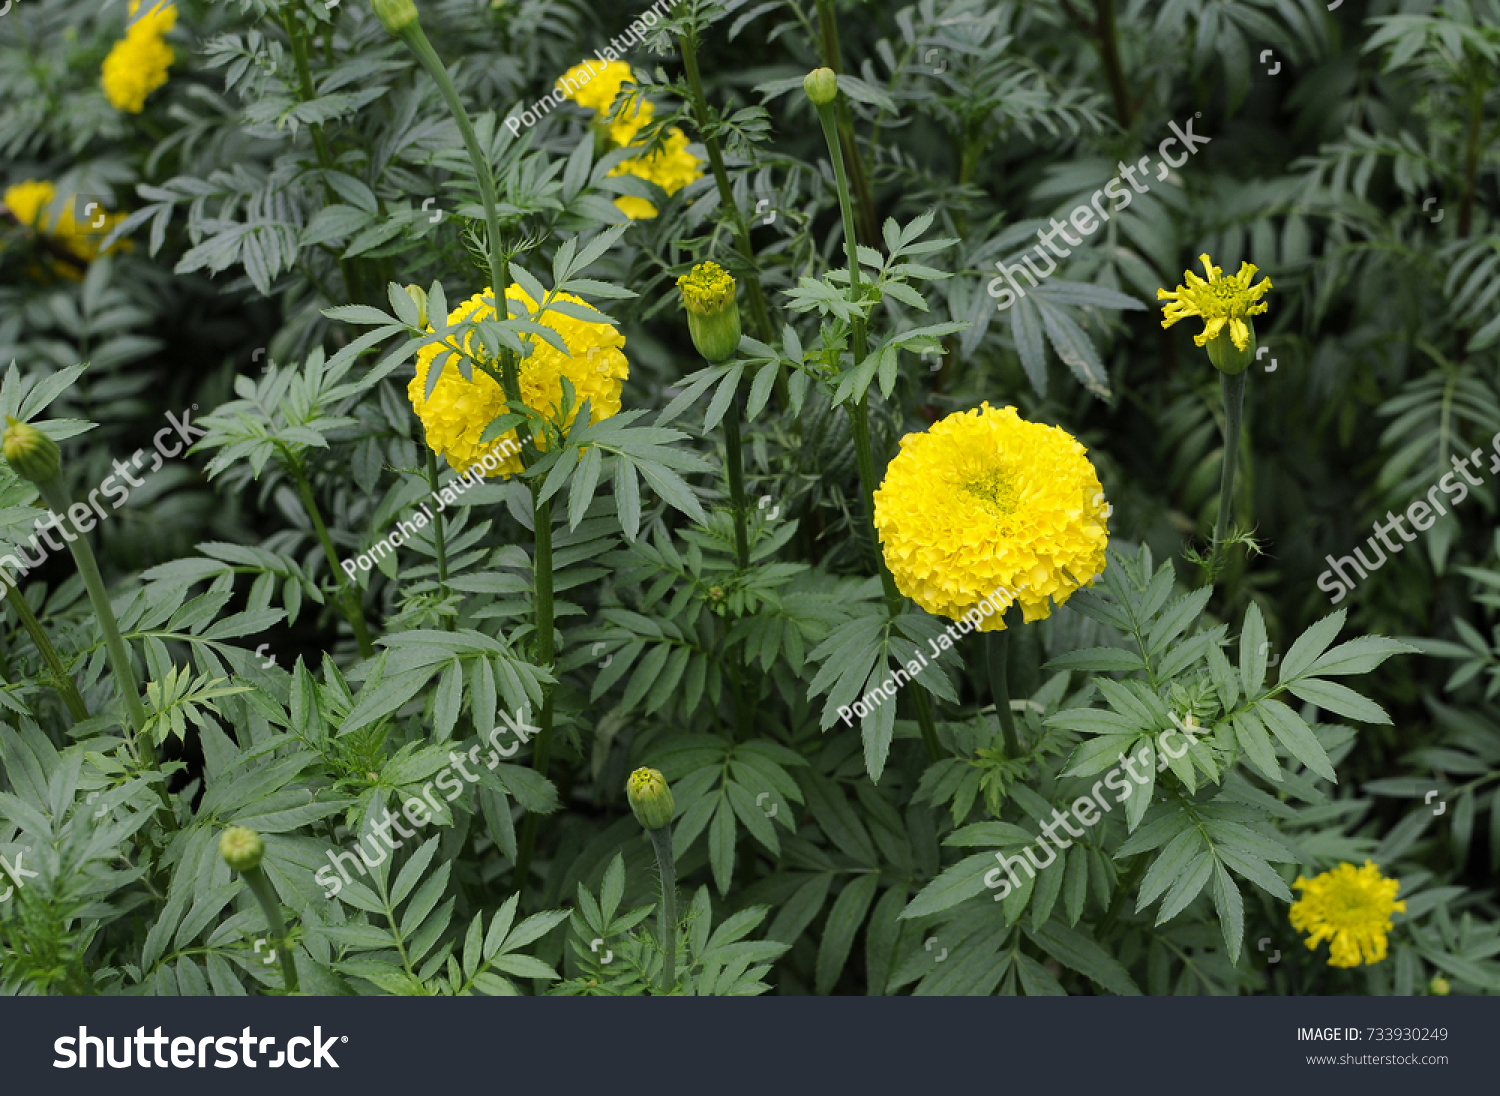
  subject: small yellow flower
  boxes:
[101,1,178,113]
[611,127,703,220]
[873,403,1109,629]
[1290,860,1406,969]
[408,286,628,476]
[1158,253,1271,353]
[3,180,130,270]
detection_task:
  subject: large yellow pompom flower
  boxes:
[558,60,636,114]
[1290,860,1406,969]
[1158,253,1271,352]
[873,403,1109,629]
[408,286,628,477]
[611,128,703,220]
[3,180,130,270]
[101,0,178,113]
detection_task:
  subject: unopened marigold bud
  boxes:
[2,417,61,485]
[626,767,674,830]
[1205,321,1256,376]
[803,67,838,106]
[371,0,418,35]
[1429,975,1451,996]
[677,261,741,363]
[404,283,429,328]
[219,826,264,872]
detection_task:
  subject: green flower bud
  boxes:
[677,261,741,363]
[404,283,429,328]
[803,67,838,106]
[626,767,674,831]
[1205,321,1256,376]
[370,0,418,35]
[2,417,61,486]
[219,826,264,873]
[1429,975,1451,996]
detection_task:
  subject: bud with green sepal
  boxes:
[219,826,264,872]
[677,261,741,364]
[370,0,418,35]
[626,767,678,992]
[803,66,837,106]
[626,767,674,831]
[220,826,299,992]
[2,417,61,486]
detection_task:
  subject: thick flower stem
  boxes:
[5,585,88,723]
[985,627,1021,757]
[291,467,375,658]
[35,478,153,766]
[424,447,450,589]
[647,826,678,993]
[281,8,365,305]
[812,0,878,247]
[723,395,751,571]
[675,34,775,347]
[1210,370,1247,572]
[819,99,941,762]
[243,864,299,994]
[514,490,556,895]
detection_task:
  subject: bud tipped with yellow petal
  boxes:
[370,0,418,35]
[2,417,61,486]
[1205,321,1256,375]
[803,67,838,106]
[1158,253,1272,376]
[404,283,429,328]
[677,261,741,363]
[626,767,674,831]
[219,826,264,872]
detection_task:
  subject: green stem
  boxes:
[5,584,88,723]
[647,826,677,993]
[723,395,751,570]
[675,33,775,348]
[514,490,556,894]
[818,99,942,762]
[1210,370,1246,572]
[1090,0,1135,129]
[243,864,299,994]
[424,446,450,589]
[290,466,375,658]
[36,478,152,764]
[813,0,878,246]
[281,8,364,304]
[985,626,1020,757]
[1457,81,1484,239]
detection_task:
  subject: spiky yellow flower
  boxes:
[1290,860,1406,969]
[408,286,628,477]
[873,403,1109,629]
[611,127,703,220]
[101,0,178,113]
[1158,253,1271,356]
[2,180,130,269]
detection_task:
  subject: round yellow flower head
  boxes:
[102,17,176,113]
[611,127,703,220]
[3,181,130,269]
[873,403,1109,629]
[558,60,637,114]
[3,180,57,229]
[1158,252,1271,372]
[1289,860,1406,968]
[408,285,628,477]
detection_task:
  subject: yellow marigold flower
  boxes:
[1158,252,1271,371]
[101,17,176,113]
[126,0,178,37]
[1290,860,1406,969]
[606,95,653,148]
[559,60,636,114]
[611,127,703,220]
[408,286,628,477]
[3,180,130,268]
[873,403,1109,628]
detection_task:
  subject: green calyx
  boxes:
[626,767,675,831]
[1205,322,1256,376]
[2,417,61,486]
[803,67,838,106]
[219,826,265,872]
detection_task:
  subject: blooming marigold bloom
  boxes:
[873,403,1109,629]
[611,127,703,220]
[1158,253,1271,372]
[1290,860,1406,969]
[101,0,178,113]
[559,59,636,114]
[3,180,130,269]
[408,286,628,477]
